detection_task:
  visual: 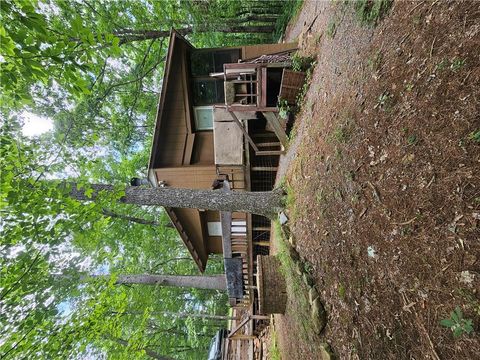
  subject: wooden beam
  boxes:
[260,68,267,108]
[253,226,271,231]
[251,166,278,172]
[228,317,251,338]
[182,133,195,165]
[255,150,285,156]
[263,111,288,148]
[165,208,204,271]
[228,111,259,152]
[254,241,270,247]
[229,335,256,341]
[220,212,232,258]
[257,142,281,147]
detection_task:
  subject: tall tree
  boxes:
[68,182,284,218]
[101,209,174,228]
[113,338,174,360]
[84,273,227,291]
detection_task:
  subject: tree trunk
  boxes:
[114,24,275,44]
[113,310,238,321]
[68,183,284,218]
[91,274,227,291]
[113,338,172,360]
[101,209,174,228]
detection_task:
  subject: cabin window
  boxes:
[207,222,222,236]
[190,50,241,76]
[192,79,224,105]
[193,106,214,130]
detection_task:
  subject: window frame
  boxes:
[193,106,214,131]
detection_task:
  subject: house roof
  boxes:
[146,30,206,272]
[148,28,194,172]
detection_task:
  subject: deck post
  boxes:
[263,112,289,148]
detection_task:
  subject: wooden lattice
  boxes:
[256,255,287,315]
[278,69,307,105]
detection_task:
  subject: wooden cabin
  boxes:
[148,29,300,332]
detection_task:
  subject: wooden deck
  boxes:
[224,307,255,360]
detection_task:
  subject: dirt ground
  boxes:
[268,1,480,359]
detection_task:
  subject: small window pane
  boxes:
[192,79,224,105]
[190,52,214,76]
[213,50,241,72]
[207,222,222,236]
[194,107,213,130]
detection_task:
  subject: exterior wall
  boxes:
[206,211,222,254]
[191,131,214,165]
[154,43,189,167]
[216,165,247,191]
[241,42,298,61]
[155,165,216,189]
[154,166,218,265]
[150,34,293,272]
[174,208,208,265]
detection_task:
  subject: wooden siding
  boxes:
[173,207,208,266]
[242,42,298,61]
[207,236,223,254]
[216,165,247,191]
[213,108,257,166]
[148,31,293,273]
[224,305,254,360]
[206,211,222,254]
[191,131,214,165]
[155,165,216,189]
[154,42,189,167]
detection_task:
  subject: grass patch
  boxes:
[450,57,466,72]
[331,126,350,143]
[469,129,480,143]
[368,51,383,72]
[291,53,316,72]
[315,188,326,205]
[436,57,466,73]
[354,0,393,26]
[274,0,304,41]
[329,116,355,144]
[273,220,315,340]
[269,328,282,360]
[375,91,393,111]
[326,19,337,38]
[284,182,296,211]
[407,134,418,146]
[338,283,346,299]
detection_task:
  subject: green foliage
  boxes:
[469,129,480,143]
[273,0,304,41]
[269,328,282,360]
[440,307,474,338]
[450,58,466,72]
[0,0,123,107]
[278,97,291,119]
[273,220,314,339]
[330,123,352,144]
[376,91,393,111]
[291,54,316,72]
[407,134,418,146]
[0,1,291,358]
[326,19,337,38]
[436,57,466,73]
[354,0,393,26]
